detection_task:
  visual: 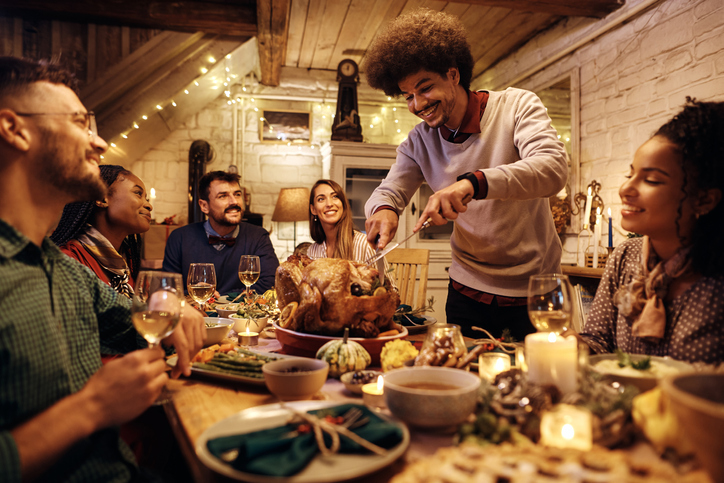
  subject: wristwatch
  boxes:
[456,171,479,198]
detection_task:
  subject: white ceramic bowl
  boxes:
[661,372,724,483]
[383,366,481,429]
[230,315,269,334]
[261,358,329,401]
[215,303,240,318]
[589,354,693,392]
[340,370,383,395]
[203,317,233,346]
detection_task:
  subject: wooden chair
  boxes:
[385,248,430,310]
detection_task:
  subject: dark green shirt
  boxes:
[0,219,146,482]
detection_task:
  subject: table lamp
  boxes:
[271,187,310,247]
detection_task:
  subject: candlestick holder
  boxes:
[576,228,591,267]
[571,180,605,229]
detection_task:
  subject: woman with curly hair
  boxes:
[581,99,724,364]
[51,165,152,297]
[363,9,567,340]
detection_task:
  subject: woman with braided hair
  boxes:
[51,165,152,297]
[581,99,724,364]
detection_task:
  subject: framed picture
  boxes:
[260,110,311,143]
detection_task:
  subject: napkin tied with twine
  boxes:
[613,236,691,342]
[206,404,403,477]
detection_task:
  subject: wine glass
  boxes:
[527,274,573,335]
[187,263,217,311]
[132,271,184,404]
[238,255,260,300]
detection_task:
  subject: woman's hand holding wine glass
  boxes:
[527,274,574,335]
[187,263,217,312]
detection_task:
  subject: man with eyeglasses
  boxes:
[0,57,205,482]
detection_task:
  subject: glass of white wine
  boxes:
[132,271,184,404]
[238,255,260,300]
[187,263,217,312]
[527,274,573,335]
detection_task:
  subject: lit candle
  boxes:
[239,327,259,346]
[540,404,593,451]
[149,187,156,213]
[525,332,578,394]
[593,207,602,268]
[582,187,593,230]
[478,353,511,382]
[514,345,527,371]
[362,375,386,408]
[608,208,613,248]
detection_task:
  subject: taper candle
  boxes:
[582,187,593,230]
[608,208,613,248]
[593,207,602,268]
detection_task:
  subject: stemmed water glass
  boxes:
[527,274,574,335]
[187,263,217,312]
[238,255,260,300]
[132,271,184,404]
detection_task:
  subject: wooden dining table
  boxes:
[162,332,711,483]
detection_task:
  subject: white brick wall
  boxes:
[130,80,419,260]
[474,0,724,258]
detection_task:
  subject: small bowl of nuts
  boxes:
[340,370,383,395]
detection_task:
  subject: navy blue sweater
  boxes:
[162,222,279,296]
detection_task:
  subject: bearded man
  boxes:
[163,171,279,295]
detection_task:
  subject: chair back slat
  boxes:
[385,248,430,309]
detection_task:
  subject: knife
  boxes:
[366,192,472,266]
[375,248,386,286]
[366,219,432,266]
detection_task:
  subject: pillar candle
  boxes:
[593,208,602,268]
[608,208,613,248]
[582,187,593,230]
[525,332,578,394]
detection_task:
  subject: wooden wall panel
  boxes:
[95,24,122,75]
[22,18,52,60]
[0,17,13,55]
[57,21,88,88]
[130,27,161,53]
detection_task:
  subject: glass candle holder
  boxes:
[418,324,467,368]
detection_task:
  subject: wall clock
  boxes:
[331,59,363,142]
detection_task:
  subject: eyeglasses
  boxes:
[15,111,98,140]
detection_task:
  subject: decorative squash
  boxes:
[315,327,371,377]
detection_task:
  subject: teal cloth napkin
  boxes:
[206,403,403,477]
[396,304,426,326]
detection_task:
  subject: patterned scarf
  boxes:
[613,236,691,342]
[76,225,135,298]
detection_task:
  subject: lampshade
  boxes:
[272,188,310,222]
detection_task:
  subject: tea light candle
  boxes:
[525,332,578,394]
[362,375,385,408]
[478,353,511,382]
[239,328,259,346]
[540,404,593,451]
[514,345,527,371]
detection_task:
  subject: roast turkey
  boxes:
[275,256,400,337]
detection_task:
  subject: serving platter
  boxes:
[397,315,436,334]
[195,400,410,483]
[167,349,299,387]
[274,323,408,365]
[589,353,694,392]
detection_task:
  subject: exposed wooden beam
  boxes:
[444,0,624,18]
[256,0,290,86]
[0,1,258,37]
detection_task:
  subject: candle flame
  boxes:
[608,207,612,217]
[376,375,384,392]
[587,187,592,195]
[548,332,557,343]
[494,357,507,372]
[245,327,250,335]
[561,423,575,440]
[596,206,601,215]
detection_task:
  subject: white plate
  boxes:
[167,349,298,387]
[397,315,436,334]
[195,400,410,482]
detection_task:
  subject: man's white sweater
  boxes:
[365,88,568,297]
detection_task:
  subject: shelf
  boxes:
[561,265,604,279]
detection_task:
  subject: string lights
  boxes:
[106,48,413,154]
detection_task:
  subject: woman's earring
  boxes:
[314,216,318,222]
[695,212,701,220]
